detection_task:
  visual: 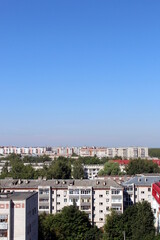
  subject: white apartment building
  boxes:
[0,147,46,156]
[0,192,38,240]
[0,146,148,159]
[83,165,104,179]
[79,147,148,159]
[122,174,160,209]
[0,178,123,228]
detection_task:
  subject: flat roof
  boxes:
[0,192,37,201]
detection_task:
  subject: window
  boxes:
[141,191,144,194]
[99,202,103,205]
[57,194,60,197]
[99,218,103,221]
[69,189,79,195]
[99,195,103,198]
[106,199,109,202]
[39,206,49,209]
[112,190,120,195]
[99,210,103,213]
[39,189,49,195]
[57,202,60,205]
[81,206,90,210]
[81,190,90,194]
[106,207,109,211]
[52,206,54,210]
[148,188,151,192]
[106,191,109,195]
[64,198,67,202]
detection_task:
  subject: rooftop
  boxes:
[0,191,37,201]
[0,178,123,189]
[122,175,160,186]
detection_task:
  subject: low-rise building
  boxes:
[83,165,104,179]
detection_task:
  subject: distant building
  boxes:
[83,165,104,179]
[0,146,148,159]
[0,191,38,240]
[79,147,148,159]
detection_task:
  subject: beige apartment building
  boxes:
[0,178,123,228]
[0,192,38,240]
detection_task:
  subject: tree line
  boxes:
[0,154,160,179]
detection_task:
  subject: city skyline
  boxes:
[0,1,160,147]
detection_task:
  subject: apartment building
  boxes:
[122,174,160,209]
[79,147,148,159]
[0,178,123,228]
[0,192,38,240]
[83,165,104,179]
[0,146,148,159]
[0,147,46,156]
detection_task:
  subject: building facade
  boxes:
[0,146,148,159]
[0,178,123,228]
[0,192,38,240]
[122,174,160,209]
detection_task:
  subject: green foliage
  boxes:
[126,158,160,175]
[38,212,57,240]
[39,205,102,240]
[22,154,52,163]
[149,148,160,158]
[98,161,121,176]
[104,201,155,240]
[78,156,109,165]
[72,161,84,179]
[154,234,160,240]
[47,159,71,179]
[103,210,123,240]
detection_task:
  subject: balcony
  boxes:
[0,223,8,230]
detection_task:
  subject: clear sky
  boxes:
[0,0,160,147]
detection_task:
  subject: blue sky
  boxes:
[0,0,160,147]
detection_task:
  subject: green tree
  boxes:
[47,159,71,179]
[38,213,57,240]
[149,148,160,158]
[126,158,160,175]
[72,161,84,179]
[39,205,102,240]
[103,201,155,240]
[103,210,123,240]
[98,161,120,176]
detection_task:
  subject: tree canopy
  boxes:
[39,205,102,240]
[126,158,160,175]
[98,161,121,176]
[104,201,155,240]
